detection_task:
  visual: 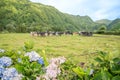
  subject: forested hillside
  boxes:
[108,18,120,31]
[95,19,112,25]
[0,0,97,33]
[0,0,119,33]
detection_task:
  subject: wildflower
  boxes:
[0,56,12,67]
[2,67,22,80]
[37,58,44,65]
[0,49,5,53]
[25,51,40,62]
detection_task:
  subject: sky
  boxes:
[30,0,120,21]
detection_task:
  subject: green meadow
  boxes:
[0,33,120,63]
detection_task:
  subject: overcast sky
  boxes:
[30,0,120,21]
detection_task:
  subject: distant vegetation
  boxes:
[0,0,96,33]
[95,19,112,25]
[0,0,120,35]
[108,18,120,31]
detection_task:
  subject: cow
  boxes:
[78,31,93,36]
[65,31,73,35]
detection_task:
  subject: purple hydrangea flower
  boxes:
[2,67,22,80]
[25,51,40,62]
[0,56,12,67]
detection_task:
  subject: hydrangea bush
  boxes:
[0,56,22,80]
[0,41,120,80]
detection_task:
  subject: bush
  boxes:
[1,30,9,34]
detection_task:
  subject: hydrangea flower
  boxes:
[25,51,40,62]
[46,63,61,79]
[0,49,5,53]
[49,56,66,65]
[0,65,5,78]
[1,67,22,80]
[42,56,66,80]
[0,56,12,67]
[37,58,44,65]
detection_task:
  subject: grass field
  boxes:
[0,33,120,63]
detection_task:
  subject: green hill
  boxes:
[95,19,112,25]
[0,0,96,33]
[108,18,120,31]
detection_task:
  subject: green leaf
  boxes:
[110,63,120,74]
[94,57,103,63]
[112,58,120,63]
[112,76,120,80]
[93,72,102,80]
[24,41,34,51]
[73,67,86,78]
[101,69,112,80]
[84,75,90,80]
[15,64,24,73]
[41,50,48,67]
[99,51,107,57]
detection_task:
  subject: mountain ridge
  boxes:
[0,0,119,33]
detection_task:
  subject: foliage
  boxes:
[23,40,34,52]
[72,51,120,80]
[108,18,120,31]
[95,18,120,35]
[95,19,112,25]
[96,24,107,34]
[15,56,43,80]
[0,0,97,33]
[58,59,78,80]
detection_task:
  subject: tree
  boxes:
[5,22,16,32]
[97,24,107,34]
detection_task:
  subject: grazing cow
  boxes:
[78,31,93,36]
[30,32,38,36]
[47,31,53,36]
[38,32,48,37]
[31,31,74,37]
[57,32,64,36]
[65,31,73,35]
[52,32,57,36]
[73,32,79,35]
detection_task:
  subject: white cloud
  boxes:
[92,9,109,20]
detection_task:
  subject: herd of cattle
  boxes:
[30,31,93,37]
